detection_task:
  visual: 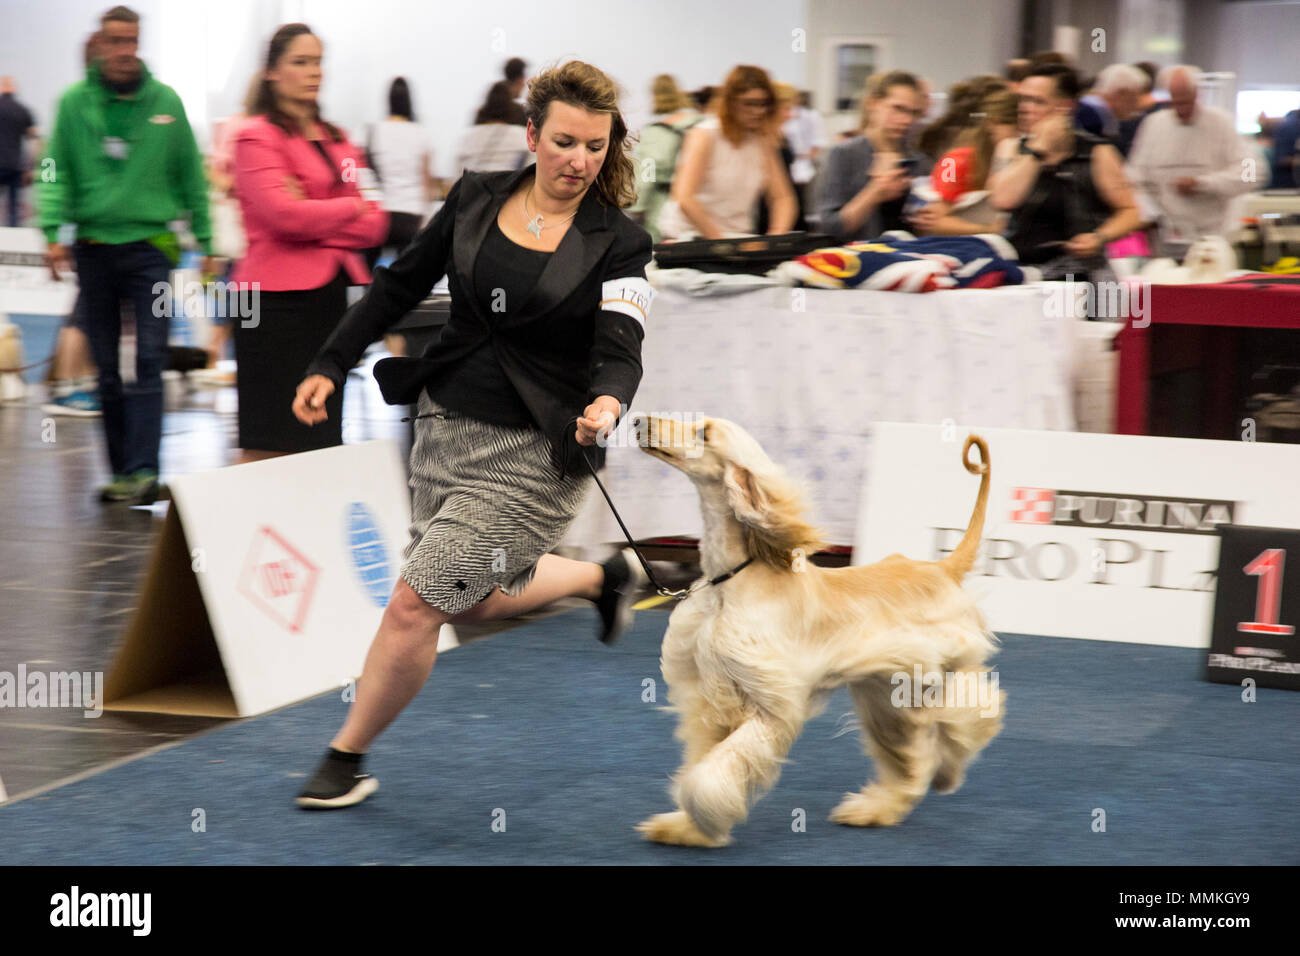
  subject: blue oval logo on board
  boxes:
[346,502,392,607]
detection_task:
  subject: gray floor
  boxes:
[0,357,693,806]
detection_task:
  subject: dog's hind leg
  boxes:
[932,686,1006,793]
[830,678,941,827]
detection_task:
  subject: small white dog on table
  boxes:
[631,414,1004,848]
[1140,235,1238,284]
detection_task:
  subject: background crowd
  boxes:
[0,5,1289,503]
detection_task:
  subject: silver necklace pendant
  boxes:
[526,215,544,238]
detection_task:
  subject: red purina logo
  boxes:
[1011,487,1056,524]
[238,526,320,632]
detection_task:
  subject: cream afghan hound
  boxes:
[631,415,1004,848]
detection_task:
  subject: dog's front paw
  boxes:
[829,787,915,827]
[636,811,731,848]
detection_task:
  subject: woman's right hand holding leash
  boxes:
[293,374,335,425]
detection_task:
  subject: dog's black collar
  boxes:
[670,556,754,601]
[707,557,754,588]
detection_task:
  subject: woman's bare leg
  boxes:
[330,576,453,753]
[329,555,607,753]
[449,554,602,624]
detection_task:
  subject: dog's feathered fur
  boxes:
[632,415,1003,847]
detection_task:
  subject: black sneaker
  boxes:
[129,470,161,506]
[295,748,379,810]
[594,548,649,645]
[101,470,162,505]
[98,473,134,502]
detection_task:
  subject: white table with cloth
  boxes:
[562,281,1080,552]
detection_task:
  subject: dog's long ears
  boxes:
[724,462,774,528]
[723,462,824,570]
[942,435,990,583]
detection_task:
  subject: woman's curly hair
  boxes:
[525,60,637,208]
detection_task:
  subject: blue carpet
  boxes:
[1,609,1297,865]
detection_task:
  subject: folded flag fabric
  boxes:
[773,231,1041,291]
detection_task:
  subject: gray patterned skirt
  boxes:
[400,391,594,614]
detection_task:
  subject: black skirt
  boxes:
[234,269,349,452]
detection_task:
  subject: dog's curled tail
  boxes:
[942,435,990,583]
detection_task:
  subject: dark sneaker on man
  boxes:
[594,548,650,645]
[98,474,135,502]
[128,470,161,505]
[296,748,379,810]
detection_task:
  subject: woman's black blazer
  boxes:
[306,164,654,478]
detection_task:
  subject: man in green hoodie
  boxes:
[39,5,214,504]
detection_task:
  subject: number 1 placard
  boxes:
[1238,549,1296,636]
[1207,526,1300,690]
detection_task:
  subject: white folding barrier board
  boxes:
[104,440,445,717]
[855,424,1300,647]
[0,226,79,316]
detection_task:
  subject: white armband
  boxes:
[599,277,654,329]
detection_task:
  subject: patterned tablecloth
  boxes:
[563,283,1079,551]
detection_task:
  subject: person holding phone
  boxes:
[814,70,928,243]
[987,63,1140,276]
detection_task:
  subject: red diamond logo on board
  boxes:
[237,526,320,632]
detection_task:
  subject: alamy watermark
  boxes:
[1043,275,1150,327]
[151,279,261,328]
[0,666,103,717]
[598,406,707,458]
[49,886,150,935]
[890,665,1000,718]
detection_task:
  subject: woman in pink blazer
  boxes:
[232,23,387,463]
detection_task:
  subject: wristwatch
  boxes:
[1018,136,1046,161]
